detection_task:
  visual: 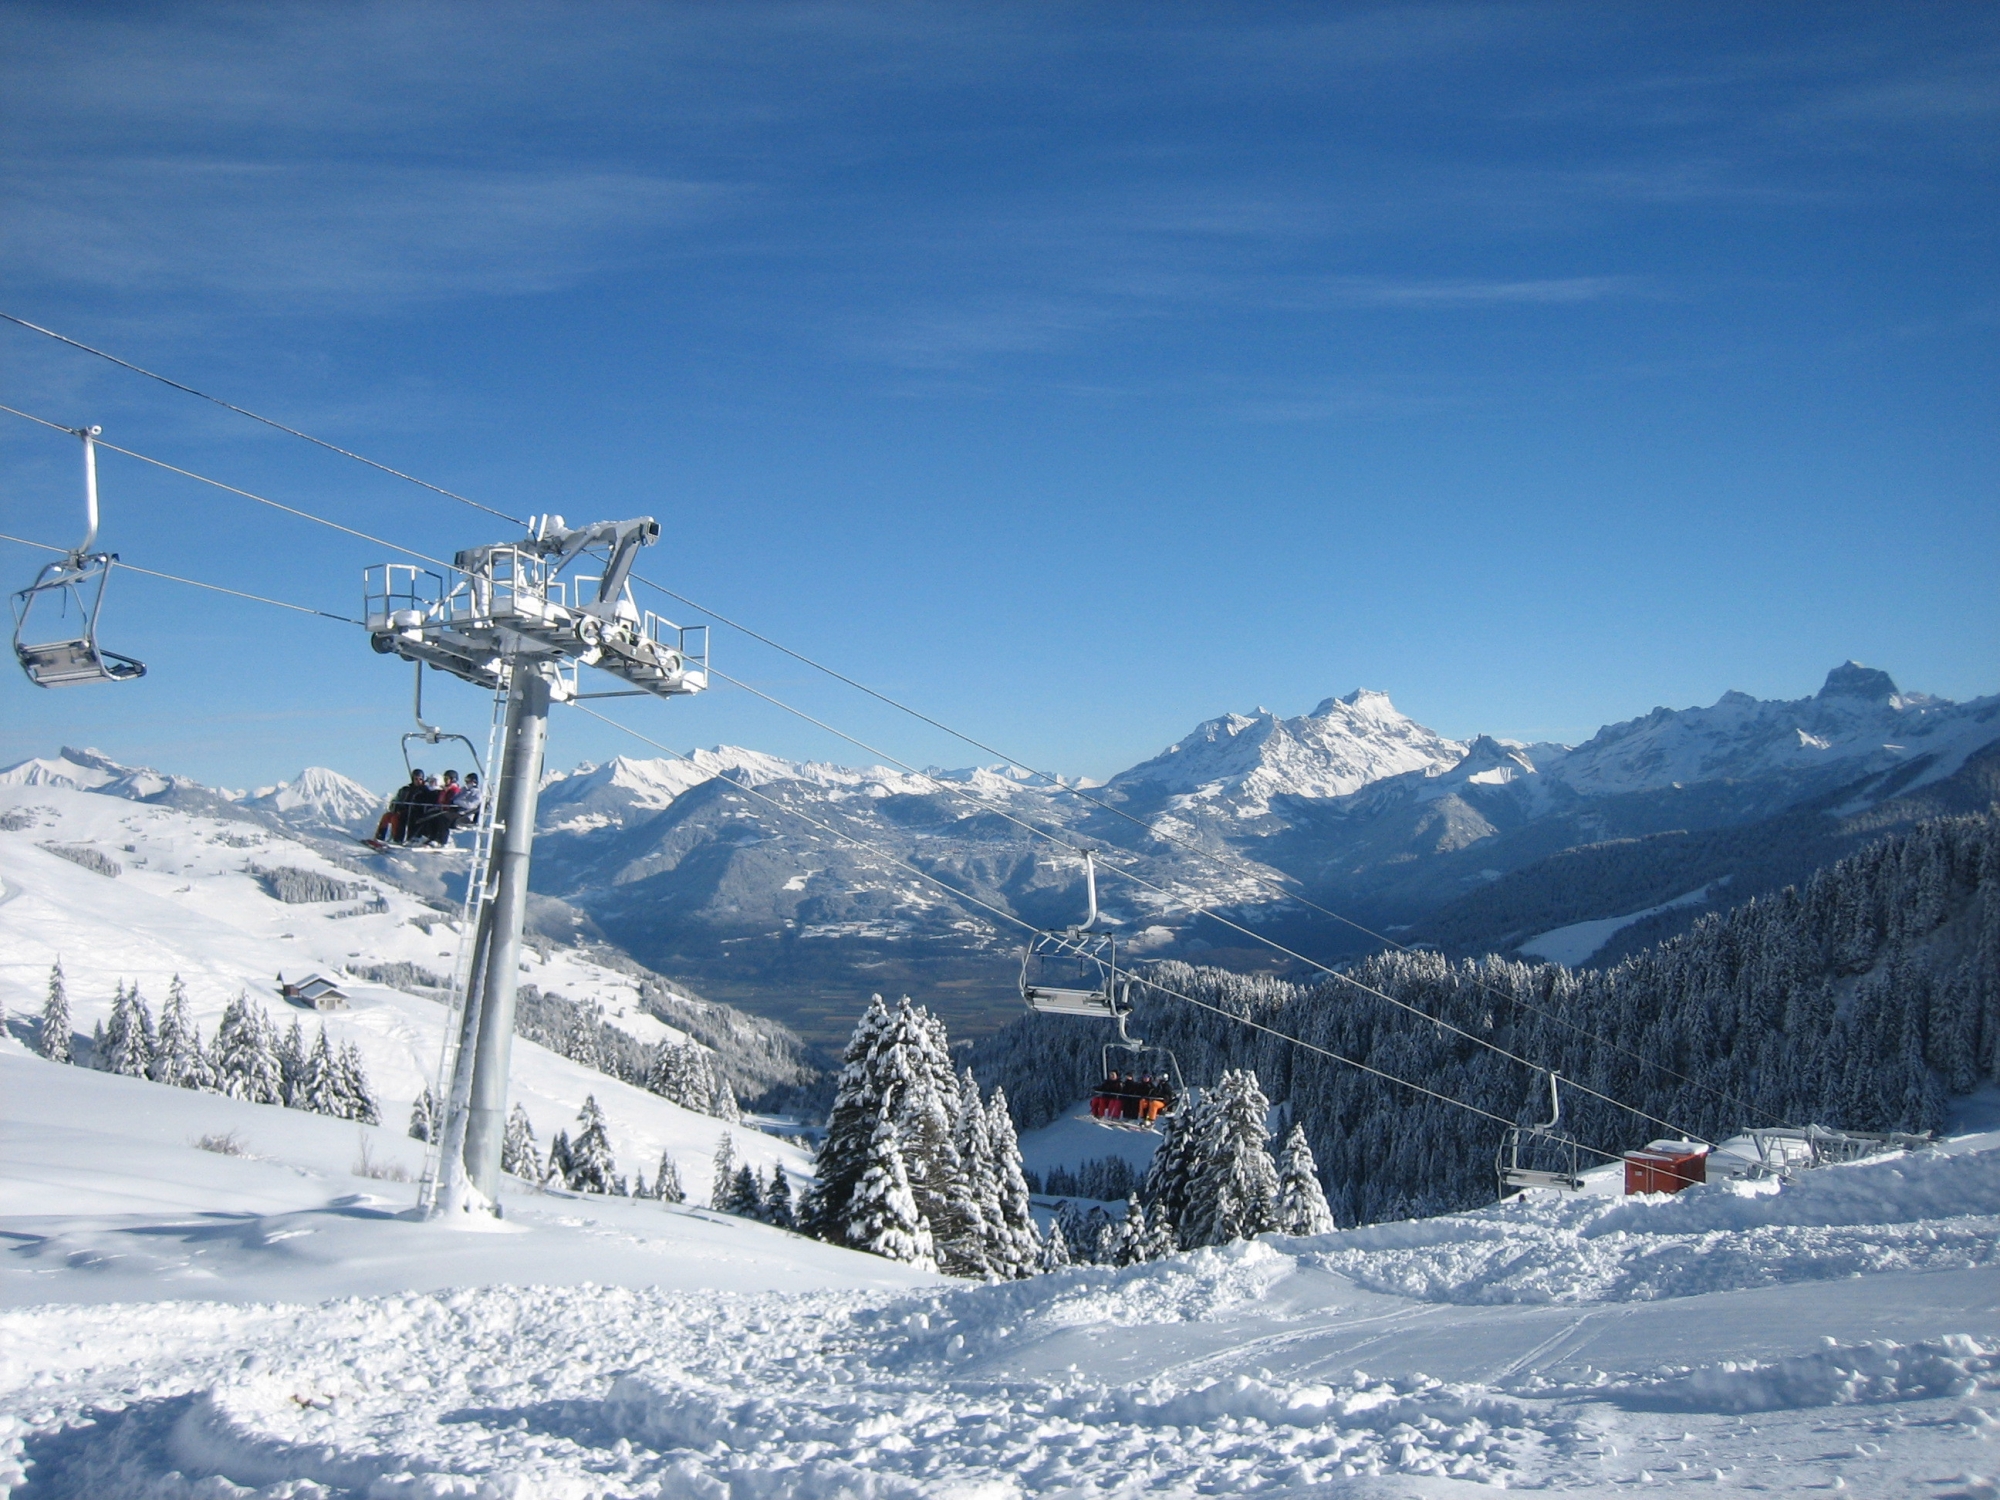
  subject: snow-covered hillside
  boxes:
[0,779,802,1198]
[5,1040,1998,1494]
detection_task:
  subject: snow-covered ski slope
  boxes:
[6,1041,2000,1496]
[0,781,805,1197]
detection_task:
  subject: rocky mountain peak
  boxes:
[1818,660,1899,702]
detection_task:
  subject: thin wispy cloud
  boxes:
[0,162,732,306]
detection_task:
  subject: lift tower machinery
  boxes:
[364,516,707,1219]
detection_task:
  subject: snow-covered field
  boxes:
[0,781,801,1199]
[9,769,2000,1495]
[7,1041,2000,1495]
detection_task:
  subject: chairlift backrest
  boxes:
[11,426,146,689]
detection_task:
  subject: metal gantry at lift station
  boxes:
[363,514,707,1219]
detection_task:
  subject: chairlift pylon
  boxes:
[1496,1070,1584,1197]
[11,425,146,688]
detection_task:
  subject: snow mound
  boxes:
[1303,1146,2000,1305]
[1610,1335,2000,1414]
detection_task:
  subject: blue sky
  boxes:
[1,2,1994,794]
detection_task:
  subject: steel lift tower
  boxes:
[364,516,707,1218]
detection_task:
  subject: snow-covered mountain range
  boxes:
[9,661,1996,1043]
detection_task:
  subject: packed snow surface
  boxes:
[7,1041,2000,1496]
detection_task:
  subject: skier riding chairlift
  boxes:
[1018,852,1190,1132]
[364,663,484,851]
[11,425,147,689]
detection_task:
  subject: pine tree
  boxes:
[292,1027,343,1116]
[1037,1217,1072,1272]
[37,962,72,1063]
[764,1163,795,1229]
[726,1162,764,1218]
[276,1018,307,1104]
[951,1069,999,1276]
[711,1131,737,1210]
[1183,1068,1280,1249]
[213,995,284,1104]
[1274,1123,1337,1236]
[882,1000,974,1268]
[547,1128,574,1188]
[99,981,156,1078]
[410,1086,439,1143]
[568,1095,615,1192]
[336,1040,379,1124]
[799,995,894,1240]
[844,1107,936,1269]
[655,1149,686,1205]
[1139,1202,1179,1262]
[1109,1195,1149,1266]
[500,1103,538,1176]
[1141,1089,1208,1232]
[153,976,207,1088]
[984,1087,1040,1277]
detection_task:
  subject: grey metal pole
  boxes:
[460,663,552,1201]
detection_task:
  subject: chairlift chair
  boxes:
[1087,1039,1186,1132]
[1020,851,1130,1020]
[11,426,146,688]
[1018,851,1190,1132]
[367,662,483,851]
[1496,1071,1584,1197]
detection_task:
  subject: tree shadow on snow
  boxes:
[13,1394,204,1500]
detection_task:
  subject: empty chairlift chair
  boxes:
[1495,1071,1584,1197]
[12,426,146,688]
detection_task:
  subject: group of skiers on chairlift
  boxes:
[1089,1070,1173,1125]
[369,767,481,849]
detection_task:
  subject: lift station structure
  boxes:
[364,516,707,1218]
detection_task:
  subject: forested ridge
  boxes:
[969,811,2000,1227]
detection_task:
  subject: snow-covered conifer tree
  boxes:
[336,1040,379,1123]
[1182,1068,1279,1248]
[764,1163,795,1228]
[1110,1195,1150,1266]
[292,1028,343,1116]
[568,1095,615,1193]
[500,1103,538,1176]
[1141,1089,1208,1232]
[213,995,284,1104]
[654,1149,685,1204]
[984,1087,1040,1277]
[410,1086,438,1143]
[1274,1122,1336,1236]
[547,1129,573,1188]
[99,981,155,1078]
[1037,1217,1071,1272]
[799,995,892,1241]
[949,1068,998,1276]
[845,1107,935,1269]
[38,962,73,1063]
[276,1017,307,1104]
[711,1131,737,1210]
[153,976,207,1088]
[881,1000,973,1269]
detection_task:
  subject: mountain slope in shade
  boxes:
[1104,688,1467,818]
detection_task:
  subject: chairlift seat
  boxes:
[1502,1166,1584,1192]
[1024,984,1123,1018]
[16,636,145,687]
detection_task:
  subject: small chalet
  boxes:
[279,972,349,1011]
